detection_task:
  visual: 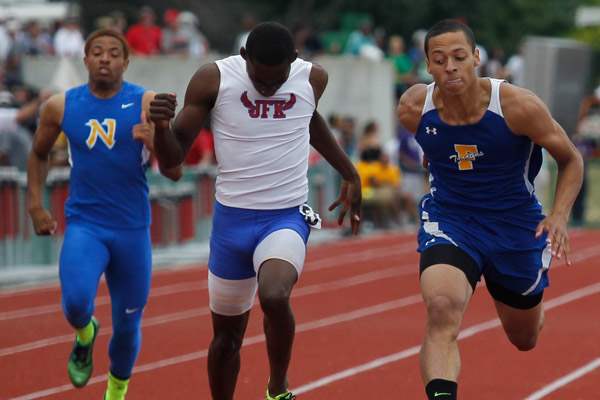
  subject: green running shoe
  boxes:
[67,317,100,388]
[266,388,296,400]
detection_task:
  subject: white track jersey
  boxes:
[211,55,316,209]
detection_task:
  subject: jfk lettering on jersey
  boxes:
[449,144,484,171]
[85,118,116,149]
[240,91,296,119]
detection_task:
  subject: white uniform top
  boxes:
[211,55,316,209]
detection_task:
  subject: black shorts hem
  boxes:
[419,244,480,291]
[486,279,544,309]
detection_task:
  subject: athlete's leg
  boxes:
[60,223,108,329]
[208,311,251,400]
[103,227,152,398]
[419,244,480,400]
[420,264,472,383]
[254,229,306,397]
[60,222,108,387]
[487,280,544,351]
[207,272,256,400]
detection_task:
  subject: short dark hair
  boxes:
[245,22,295,65]
[84,29,129,59]
[424,19,476,56]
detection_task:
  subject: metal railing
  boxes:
[0,162,339,268]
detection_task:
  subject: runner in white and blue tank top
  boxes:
[150,22,361,400]
[27,30,180,400]
[398,20,583,400]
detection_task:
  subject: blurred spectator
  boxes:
[162,9,189,55]
[233,13,257,54]
[486,47,505,79]
[570,85,600,225]
[0,90,39,170]
[176,11,209,59]
[53,18,84,58]
[95,11,127,33]
[14,21,53,56]
[110,11,128,34]
[0,19,12,62]
[293,23,323,60]
[475,44,488,76]
[505,44,525,87]
[387,35,414,99]
[408,29,432,83]
[126,6,162,55]
[184,127,215,166]
[397,124,425,223]
[3,19,23,86]
[329,114,356,158]
[356,147,403,229]
[358,120,381,157]
[344,18,383,61]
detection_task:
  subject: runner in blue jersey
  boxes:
[398,20,583,400]
[27,29,180,400]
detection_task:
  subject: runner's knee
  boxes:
[425,295,465,337]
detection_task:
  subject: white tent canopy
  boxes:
[0,2,73,23]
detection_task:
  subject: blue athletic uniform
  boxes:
[209,201,310,280]
[60,82,151,379]
[416,79,551,297]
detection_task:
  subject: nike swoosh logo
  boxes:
[121,103,134,109]
[434,393,452,397]
[125,308,139,314]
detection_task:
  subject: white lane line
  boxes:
[0,264,417,357]
[4,241,600,356]
[10,281,600,400]
[0,233,415,298]
[290,282,600,396]
[524,358,600,400]
[0,242,416,321]
[8,295,423,400]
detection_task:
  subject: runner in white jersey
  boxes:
[150,22,361,400]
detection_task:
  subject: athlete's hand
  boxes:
[29,207,57,236]
[149,93,177,131]
[133,110,154,151]
[535,213,571,265]
[329,177,362,235]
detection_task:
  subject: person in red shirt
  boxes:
[184,127,215,166]
[125,6,161,55]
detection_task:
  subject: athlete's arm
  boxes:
[150,63,219,170]
[26,93,64,235]
[308,64,361,234]
[136,91,182,181]
[503,84,584,264]
[397,83,427,134]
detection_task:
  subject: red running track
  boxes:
[1,230,600,399]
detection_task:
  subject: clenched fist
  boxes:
[29,207,57,235]
[149,93,177,131]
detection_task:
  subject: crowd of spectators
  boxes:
[2,8,591,227]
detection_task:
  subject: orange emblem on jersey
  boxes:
[85,118,116,149]
[449,144,484,171]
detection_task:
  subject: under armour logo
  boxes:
[425,126,437,135]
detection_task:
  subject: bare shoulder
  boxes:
[397,83,428,133]
[500,83,551,135]
[41,93,66,126]
[309,62,328,101]
[184,62,220,106]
